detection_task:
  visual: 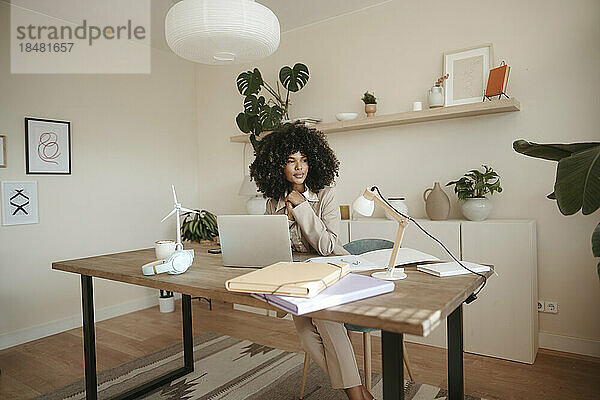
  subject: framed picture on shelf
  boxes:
[443,44,494,106]
[0,135,6,168]
[25,117,71,174]
[1,181,39,226]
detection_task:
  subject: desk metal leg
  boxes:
[447,304,464,400]
[81,275,98,400]
[382,330,404,400]
[80,276,195,400]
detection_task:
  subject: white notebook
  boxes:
[308,248,439,272]
[251,273,395,315]
[417,261,490,277]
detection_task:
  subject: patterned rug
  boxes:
[36,332,484,399]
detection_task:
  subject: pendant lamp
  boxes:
[165,0,280,65]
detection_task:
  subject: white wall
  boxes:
[0,1,199,347]
[194,0,600,342]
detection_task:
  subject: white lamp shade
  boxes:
[239,175,260,196]
[352,194,374,217]
[165,0,280,65]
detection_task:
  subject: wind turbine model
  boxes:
[161,185,201,250]
[142,186,199,276]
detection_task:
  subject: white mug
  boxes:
[155,240,176,260]
[412,101,422,111]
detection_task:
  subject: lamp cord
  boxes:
[371,186,487,302]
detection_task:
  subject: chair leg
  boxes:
[363,332,372,391]
[402,341,414,381]
[299,352,310,399]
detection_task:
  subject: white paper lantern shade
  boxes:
[165,0,280,65]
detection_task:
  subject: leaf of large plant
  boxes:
[258,104,284,130]
[236,112,260,134]
[554,146,600,215]
[513,140,600,161]
[236,68,263,96]
[593,222,600,257]
[243,95,265,116]
[279,63,309,93]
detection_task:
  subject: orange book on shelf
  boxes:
[486,64,510,96]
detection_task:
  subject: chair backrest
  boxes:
[343,238,394,255]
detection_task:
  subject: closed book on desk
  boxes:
[417,261,490,277]
[252,273,395,315]
[225,261,349,298]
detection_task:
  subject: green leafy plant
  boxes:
[361,91,377,104]
[513,139,600,277]
[235,63,310,149]
[447,165,503,200]
[181,209,219,243]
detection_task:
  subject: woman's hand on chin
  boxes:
[286,190,306,207]
[285,201,295,221]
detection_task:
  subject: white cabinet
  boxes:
[348,218,538,364]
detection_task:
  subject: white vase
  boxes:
[461,197,492,221]
[159,296,175,313]
[428,86,444,108]
[385,197,408,220]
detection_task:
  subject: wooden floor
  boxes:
[1,299,598,400]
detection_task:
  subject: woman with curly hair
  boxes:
[250,123,374,400]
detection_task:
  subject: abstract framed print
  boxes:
[25,117,71,174]
[1,181,39,225]
[443,44,494,106]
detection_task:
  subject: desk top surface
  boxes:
[52,242,490,336]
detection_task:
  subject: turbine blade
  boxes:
[171,185,178,204]
[181,207,200,214]
[160,209,176,223]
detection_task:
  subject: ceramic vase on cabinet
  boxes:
[385,197,408,220]
[423,182,450,220]
[461,197,492,221]
[428,86,444,108]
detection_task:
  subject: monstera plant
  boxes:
[235,63,310,149]
[513,140,600,277]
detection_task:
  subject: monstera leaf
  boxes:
[554,146,600,215]
[279,63,309,93]
[243,95,265,116]
[237,68,263,96]
[236,113,261,135]
[258,104,284,130]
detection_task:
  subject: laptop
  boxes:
[217,215,293,267]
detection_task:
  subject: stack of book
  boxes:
[225,260,395,315]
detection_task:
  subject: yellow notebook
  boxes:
[225,261,349,298]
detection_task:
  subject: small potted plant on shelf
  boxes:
[362,91,377,117]
[446,165,502,221]
[428,74,448,108]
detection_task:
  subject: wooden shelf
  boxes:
[229,97,520,143]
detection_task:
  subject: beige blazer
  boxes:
[265,185,349,256]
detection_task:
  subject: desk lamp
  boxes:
[352,187,409,281]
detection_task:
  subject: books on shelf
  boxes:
[252,273,395,315]
[308,248,439,272]
[417,261,491,277]
[224,261,349,298]
[486,63,511,96]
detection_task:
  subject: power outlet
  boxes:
[537,300,545,312]
[546,301,559,314]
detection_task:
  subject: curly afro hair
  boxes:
[249,123,340,200]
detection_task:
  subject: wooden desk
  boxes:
[52,242,490,400]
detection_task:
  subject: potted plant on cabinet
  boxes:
[447,165,502,221]
[362,91,377,117]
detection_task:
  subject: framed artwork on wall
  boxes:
[1,181,39,226]
[0,135,5,168]
[443,44,494,106]
[25,117,71,174]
